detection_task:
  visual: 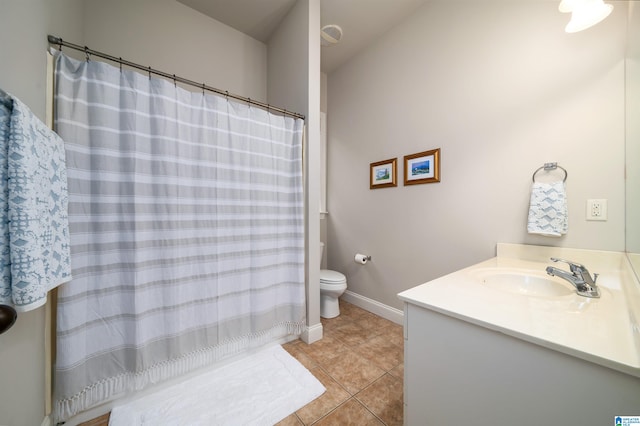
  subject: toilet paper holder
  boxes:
[354,253,372,264]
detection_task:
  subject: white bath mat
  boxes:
[109,345,325,426]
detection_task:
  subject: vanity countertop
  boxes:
[398,243,640,378]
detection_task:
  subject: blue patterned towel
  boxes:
[0,89,71,312]
[527,181,568,237]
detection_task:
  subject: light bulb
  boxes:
[564,0,613,33]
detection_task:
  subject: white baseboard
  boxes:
[301,322,323,344]
[341,290,404,325]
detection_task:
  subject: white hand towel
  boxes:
[527,181,568,237]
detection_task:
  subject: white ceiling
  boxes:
[177,0,428,73]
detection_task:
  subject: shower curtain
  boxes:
[52,51,305,422]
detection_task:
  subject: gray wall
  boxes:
[327,1,627,310]
[0,1,270,424]
[0,2,84,425]
[83,0,267,102]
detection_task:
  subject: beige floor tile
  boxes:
[283,338,305,347]
[388,363,404,380]
[356,373,404,426]
[297,334,351,367]
[322,349,386,395]
[321,314,351,333]
[314,398,384,426]
[331,320,381,347]
[295,367,350,424]
[274,413,304,426]
[79,413,109,426]
[379,323,404,348]
[355,313,396,332]
[283,341,319,371]
[338,301,371,321]
[354,335,404,372]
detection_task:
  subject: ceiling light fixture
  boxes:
[559,0,613,33]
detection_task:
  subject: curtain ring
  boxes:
[119,58,122,73]
[148,66,152,80]
[225,91,229,100]
[84,46,90,62]
[59,39,63,51]
[173,74,176,87]
[202,83,206,96]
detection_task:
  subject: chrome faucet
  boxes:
[545,257,600,298]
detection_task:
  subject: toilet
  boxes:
[319,242,347,318]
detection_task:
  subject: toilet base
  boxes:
[320,293,341,318]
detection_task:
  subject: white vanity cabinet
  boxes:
[402,302,640,426]
[399,244,640,426]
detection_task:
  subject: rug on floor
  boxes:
[108,344,325,425]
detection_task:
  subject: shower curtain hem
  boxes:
[53,319,305,423]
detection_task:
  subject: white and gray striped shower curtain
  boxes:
[52,51,305,422]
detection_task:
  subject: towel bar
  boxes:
[532,162,567,183]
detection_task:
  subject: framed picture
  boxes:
[404,148,440,185]
[370,158,397,189]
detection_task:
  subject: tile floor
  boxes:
[79,300,404,426]
[277,300,404,425]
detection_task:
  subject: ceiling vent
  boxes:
[321,24,343,46]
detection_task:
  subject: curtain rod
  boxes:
[47,35,305,121]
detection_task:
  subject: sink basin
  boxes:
[472,268,574,297]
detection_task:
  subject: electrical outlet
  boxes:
[586,199,607,221]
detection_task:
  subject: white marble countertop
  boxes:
[398,243,640,378]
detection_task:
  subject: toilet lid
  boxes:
[320,269,346,283]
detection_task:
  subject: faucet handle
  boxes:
[549,257,586,272]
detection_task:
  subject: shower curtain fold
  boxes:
[51,51,305,422]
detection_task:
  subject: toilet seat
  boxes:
[320,269,346,284]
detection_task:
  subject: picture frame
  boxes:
[404,148,440,185]
[370,158,397,189]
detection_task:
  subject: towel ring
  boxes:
[532,162,567,183]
